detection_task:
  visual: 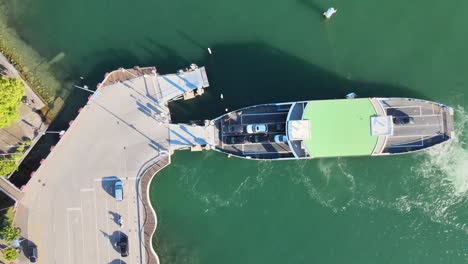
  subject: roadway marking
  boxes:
[92,187,100,264]
[67,207,81,211]
[79,197,86,263]
[66,211,72,264]
[105,196,111,263]
[80,188,94,192]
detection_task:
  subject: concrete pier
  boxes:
[15,65,209,264]
[169,122,216,150]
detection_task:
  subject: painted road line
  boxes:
[105,196,111,263]
[66,211,71,264]
[67,209,85,264]
[94,180,111,264]
[80,188,95,192]
[79,197,86,263]
[92,183,100,264]
[81,189,98,263]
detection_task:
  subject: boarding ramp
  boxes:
[156,66,209,103]
[169,122,216,150]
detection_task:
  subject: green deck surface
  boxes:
[303,98,377,158]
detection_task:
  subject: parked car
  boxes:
[274,135,288,143]
[246,124,268,134]
[30,245,38,263]
[117,234,129,257]
[115,181,123,201]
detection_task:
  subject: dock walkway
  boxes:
[139,155,170,264]
[0,176,23,201]
[169,122,216,150]
[15,64,210,264]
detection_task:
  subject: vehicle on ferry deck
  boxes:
[246,124,268,133]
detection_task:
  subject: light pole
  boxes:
[73,85,94,93]
[42,130,66,136]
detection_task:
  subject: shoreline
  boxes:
[13,65,209,263]
[0,2,70,121]
[139,155,172,264]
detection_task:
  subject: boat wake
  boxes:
[294,158,357,213]
[185,160,274,213]
[297,106,468,233]
[406,106,468,232]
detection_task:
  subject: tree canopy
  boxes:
[0,224,20,243]
[0,141,30,177]
[0,77,25,128]
[2,247,18,261]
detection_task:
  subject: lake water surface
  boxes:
[2,0,467,263]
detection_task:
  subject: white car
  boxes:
[246,124,268,134]
[274,135,288,143]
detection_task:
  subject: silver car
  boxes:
[246,124,268,134]
[115,181,123,201]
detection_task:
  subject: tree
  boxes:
[0,159,17,177]
[0,224,19,243]
[0,141,31,177]
[2,247,18,261]
[0,77,25,128]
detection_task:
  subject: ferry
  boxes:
[212,97,455,160]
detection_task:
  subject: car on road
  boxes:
[246,124,268,134]
[30,245,38,263]
[117,235,129,257]
[274,135,288,143]
[115,181,123,201]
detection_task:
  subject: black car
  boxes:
[30,245,38,263]
[117,235,129,257]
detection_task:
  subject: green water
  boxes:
[2,0,468,262]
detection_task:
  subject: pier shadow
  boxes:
[10,40,428,188]
[101,176,120,197]
[179,125,206,145]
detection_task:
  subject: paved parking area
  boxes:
[16,72,172,264]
